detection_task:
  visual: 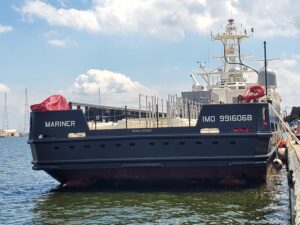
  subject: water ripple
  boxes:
[0,137,290,225]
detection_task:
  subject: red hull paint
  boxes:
[48,165,270,188]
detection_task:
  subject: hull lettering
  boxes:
[45,121,76,128]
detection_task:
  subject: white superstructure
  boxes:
[192,19,280,105]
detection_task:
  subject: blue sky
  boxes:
[0,0,300,129]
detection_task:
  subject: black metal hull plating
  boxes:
[29,133,275,186]
[28,103,276,186]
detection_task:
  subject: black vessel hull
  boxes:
[45,164,271,187]
[29,133,275,186]
[28,103,277,187]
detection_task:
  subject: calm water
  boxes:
[0,137,290,224]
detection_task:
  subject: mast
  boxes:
[198,19,255,89]
[211,18,252,83]
[263,41,268,97]
[98,88,101,106]
[23,88,29,134]
[2,92,8,131]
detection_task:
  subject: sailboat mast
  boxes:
[98,88,101,106]
[23,88,29,134]
[2,92,8,130]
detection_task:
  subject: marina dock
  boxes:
[287,137,300,224]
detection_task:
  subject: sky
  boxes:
[0,0,300,130]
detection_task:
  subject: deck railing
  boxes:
[71,94,201,130]
[268,103,300,145]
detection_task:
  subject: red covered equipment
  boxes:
[31,95,70,112]
[240,85,265,103]
[296,123,300,137]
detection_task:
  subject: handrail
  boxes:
[268,103,300,145]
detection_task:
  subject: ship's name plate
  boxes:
[132,129,152,133]
[45,121,76,128]
[202,114,253,123]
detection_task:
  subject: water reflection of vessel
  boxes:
[28,19,282,187]
[31,169,289,224]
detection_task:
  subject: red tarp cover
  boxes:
[296,123,300,136]
[31,95,70,112]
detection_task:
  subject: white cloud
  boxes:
[0,83,10,92]
[48,38,67,47]
[269,55,300,107]
[73,69,142,94]
[0,24,13,33]
[19,0,101,33]
[72,69,155,105]
[17,0,300,39]
[48,38,76,47]
[17,0,212,40]
[57,0,68,7]
[44,30,76,47]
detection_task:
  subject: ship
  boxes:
[28,19,283,187]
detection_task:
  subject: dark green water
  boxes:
[0,137,290,224]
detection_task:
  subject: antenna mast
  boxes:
[211,18,250,83]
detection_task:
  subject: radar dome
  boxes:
[257,68,277,88]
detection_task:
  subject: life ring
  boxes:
[240,85,265,103]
